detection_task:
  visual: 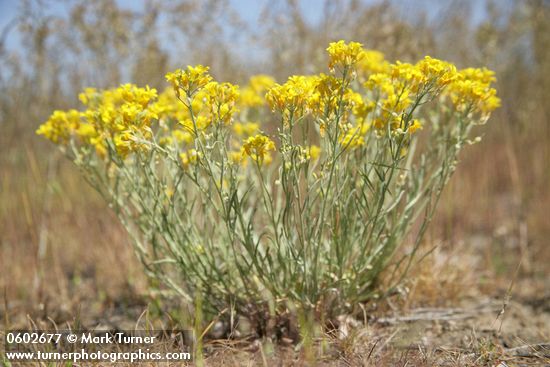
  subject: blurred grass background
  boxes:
[0,0,548,325]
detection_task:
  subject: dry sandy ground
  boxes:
[2,285,548,366]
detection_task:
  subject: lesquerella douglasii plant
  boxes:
[37,41,499,323]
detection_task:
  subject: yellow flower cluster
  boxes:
[408,119,423,134]
[326,40,364,71]
[239,75,275,108]
[265,73,367,125]
[416,56,458,88]
[362,52,497,132]
[308,145,321,160]
[232,121,259,136]
[37,40,499,168]
[242,134,276,163]
[339,124,369,148]
[380,57,458,95]
[82,84,158,156]
[356,50,390,80]
[266,75,318,115]
[154,88,210,133]
[366,68,414,130]
[309,74,343,115]
[38,84,159,156]
[36,109,80,144]
[162,67,241,131]
[202,81,239,125]
[260,41,498,144]
[38,67,245,160]
[165,65,212,97]
[447,68,500,115]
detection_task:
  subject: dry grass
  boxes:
[1,0,549,365]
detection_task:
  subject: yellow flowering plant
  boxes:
[37,41,499,329]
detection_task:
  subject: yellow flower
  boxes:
[356,50,391,79]
[339,126,365,149]
[202,81,239,125]
[447,68,500,115]
[78,88,98,106]
[152,88,190,122]
[159,127,194,147]
[460,67,496,84]
[65,84,160,156]
[119,84,158,107]
[120,102,141,124]
[242,134,276,163]
[158,136,173,147]
[229,149,247,166]
[353,99,376,119]
[75,123,98,144]
[382,90,412,114]
[344,89,365,114]
[365,73,394,95]
[408,119,422,134]
[390,62,424,91]
[239,87,263,108]
[180,149,201,168]
[165,187,174,198]
[416,56,458,87]
[233,122,259,136]
[266,75,317,116]
[249,75,275,91]
[308,145,321,160]
[319,122,326,137]
[90,137,107,157]
[310,73,341,114]
[239,75,276,108]
[326,40,364,71]
[165,65,212,96]
[172,129,194,144]
[372,115,403,132]
[480,90,501,114]
[36,109,81,144]
[113,125,153,157]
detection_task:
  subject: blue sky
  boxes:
[0,0,490,52]
[0,0,325,41]
[0,0,333,62]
